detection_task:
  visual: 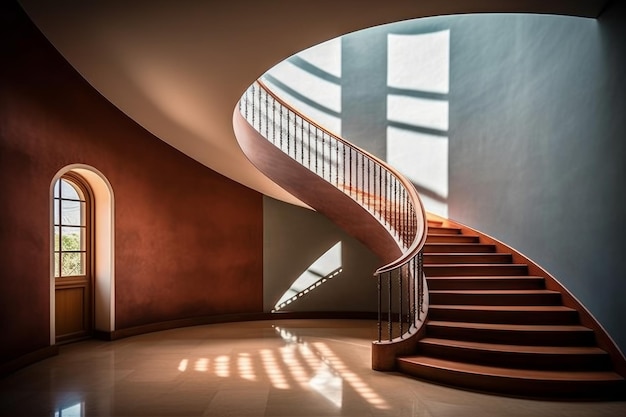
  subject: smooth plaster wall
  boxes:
[448,6,626,352]
[264,5,626,351]
[263,197,381,313]
[0,1,263,365]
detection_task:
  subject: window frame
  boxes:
[53,172,94,280]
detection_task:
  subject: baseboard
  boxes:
[0,345,59,377]
[110,311,378,340]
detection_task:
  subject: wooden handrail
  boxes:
[256,79,428,271]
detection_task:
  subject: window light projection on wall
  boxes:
[262,37,342,135]
[272,241,343,312]
[54,402,84,417]
[387,30,450,217]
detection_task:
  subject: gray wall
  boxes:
[447,7,626,352]
[263,197,381,312]
[264,4,626,351]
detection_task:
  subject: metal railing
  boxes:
[239,80,428,342]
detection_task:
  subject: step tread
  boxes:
[425,252,512,256]
[423,243,497,253]
[429,304,575,312]
[427,275,543,280]
[397,356,623,382]
[426,263,527,267]
[428,226,462,233]
[425,243,492,246]
[429,289,560,295]
[427,320,592,332]
[419,337,607,355]
[428,233,479,238]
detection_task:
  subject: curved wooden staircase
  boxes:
[397,217,626,399]
[234,80,626,400]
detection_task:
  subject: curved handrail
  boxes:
[237,80,428,349]
[254,79,428,255]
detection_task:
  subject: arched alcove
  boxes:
[50,164,115,343]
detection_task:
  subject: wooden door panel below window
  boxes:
[55,278,91,343]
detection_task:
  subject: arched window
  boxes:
[53,173,93,342]
[53,174,90,277]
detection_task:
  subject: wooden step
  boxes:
[417,338,612,371]
[426,234,479,244]
[427,219,443,227]
[427,226,461,235]
[427,276,545,290]
[429,289,561,306]
[424,253,512,264]
[396,355,625,399]
[428,305,579,325]
[423,243,496,253]
[424,264,528,276]
[426,321,596,346]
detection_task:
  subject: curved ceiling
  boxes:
[18,0,608,207]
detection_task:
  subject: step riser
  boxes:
[428,227,461,235]
[428,308,578,325]
[396,361,625,399]
[426,235,479,243]
[425,265,528,276]
[417,343,612,371]
[424,254,512,264]
[427,277,545,290]
[426,325,595,346]
[430,293,561,306]
[423,244,496,253]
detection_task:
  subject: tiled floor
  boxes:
[0,319,625,416]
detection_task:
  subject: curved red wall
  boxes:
[0,1,263,365]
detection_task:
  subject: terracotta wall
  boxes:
[0,1,263,365]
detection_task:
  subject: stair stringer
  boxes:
[427,213,626,378]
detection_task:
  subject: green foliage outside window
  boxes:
[54,232,83,276]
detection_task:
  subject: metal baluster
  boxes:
[411,256,417,326]
[360,154,365,204]
[388,271,393,341]
[406,262,411,330]
[367,159,371,210]
[287,111,291,156]
[251,85,255,128]
[265,88,268,138]
[394,179,398,236]
[258,83,262,131]
[378,164,382,220]
[398,267,403,338]
[307,123,311,169]
[335,140,339,186]
[279,105,283,150]
[417,250,424,318]
[348,147,352,196]
[314,127,319,174]
[377,273,382,342]
[271,97,276,145]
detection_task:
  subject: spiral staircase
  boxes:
[233,81,626,399]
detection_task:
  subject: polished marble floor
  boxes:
[0,319,625,416]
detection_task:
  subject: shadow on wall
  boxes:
[263,197,381,313]
[272,241,343,312]
[262,24,451,217]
